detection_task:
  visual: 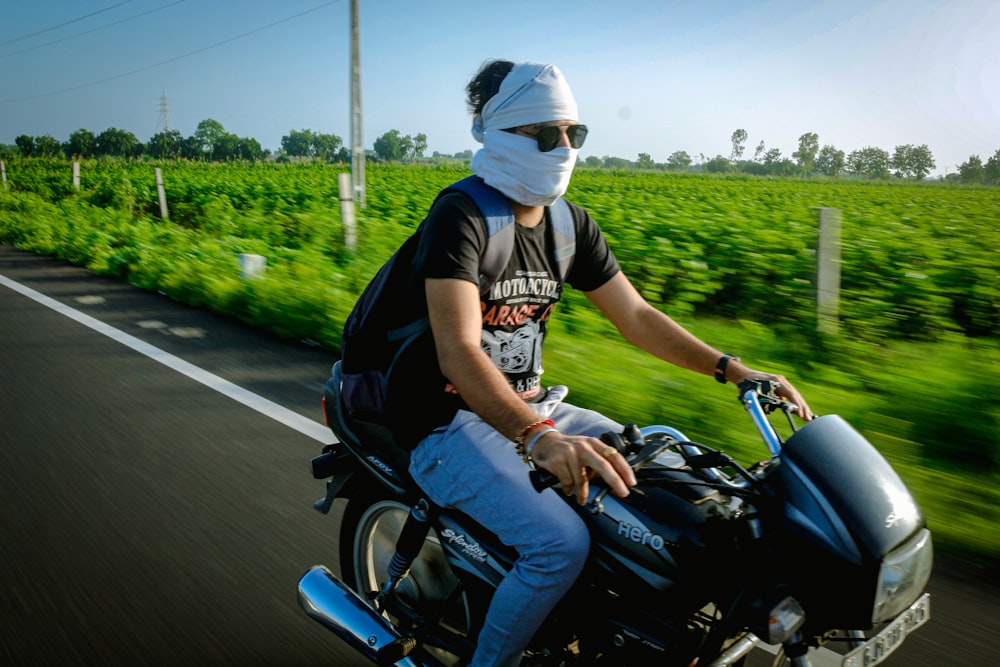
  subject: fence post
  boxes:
[155,167,169,219]
[1,160,7,190]
[338,171,357,251]
[815,207,842,334]
[73,161,81,190]
[238,253,267,279]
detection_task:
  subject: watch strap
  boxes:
[715,353,739,384]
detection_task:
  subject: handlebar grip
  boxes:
[529,468,559,493]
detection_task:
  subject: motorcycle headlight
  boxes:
[872,529,933,624]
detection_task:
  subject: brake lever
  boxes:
[782,401,801,432]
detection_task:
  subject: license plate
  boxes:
[840,593,930,667]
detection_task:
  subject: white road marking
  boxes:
[0,273,334,444]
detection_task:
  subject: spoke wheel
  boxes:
[339,490,470,665]
[768,630,866,667]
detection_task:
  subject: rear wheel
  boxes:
[339,487,471,664]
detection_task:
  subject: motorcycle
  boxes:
[298,362,932,667]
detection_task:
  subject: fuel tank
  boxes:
[582,444,754,595]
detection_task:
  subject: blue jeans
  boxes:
[408,386,621,667]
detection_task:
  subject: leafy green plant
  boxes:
[2,161,998,568]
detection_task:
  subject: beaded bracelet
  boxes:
[514,418,555,462]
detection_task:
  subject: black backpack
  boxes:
[339,175,576,424]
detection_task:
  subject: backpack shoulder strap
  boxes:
[548,198,576,283]
[442,175,577,290]
[444,176,516,293]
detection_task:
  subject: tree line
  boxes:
[585,130,1000,185]
[1,120,429,164]
[4,121,998,185]
[7,120,267,162]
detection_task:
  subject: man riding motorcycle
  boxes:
[372,58,814,667]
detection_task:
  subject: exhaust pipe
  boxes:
[297,565,423,666]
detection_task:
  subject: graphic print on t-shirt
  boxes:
[481,321,540,374]
[480,265,559,400]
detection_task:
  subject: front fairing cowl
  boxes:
[778,414,924,563]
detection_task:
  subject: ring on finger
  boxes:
[601,446,617,458]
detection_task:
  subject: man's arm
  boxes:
[425,277,530,437]
[584,272,814,420]
[425,277,636,502]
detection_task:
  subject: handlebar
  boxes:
[737,378,799,457]
[529,380,800,493]
[529,468,558,492]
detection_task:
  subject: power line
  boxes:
[0,1,136,47]
[0,1,187,60]
[0,1,342,105]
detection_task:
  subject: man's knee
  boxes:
[522,517,590,576]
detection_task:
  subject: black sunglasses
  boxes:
[508,124,588,152]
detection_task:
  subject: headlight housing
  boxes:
[872,529,933,624]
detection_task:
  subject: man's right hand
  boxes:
[530,432,637,504]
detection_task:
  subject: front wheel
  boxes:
[338,486,471,664]
[768,630,866,666]
[768,648,792,667]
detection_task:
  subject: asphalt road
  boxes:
[1,246,997,666]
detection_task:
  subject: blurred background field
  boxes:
[1,159,997,573]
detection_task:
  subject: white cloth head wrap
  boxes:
[471,62,578,142]
[470,62,580,206]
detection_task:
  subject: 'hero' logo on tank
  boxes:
[617,520,665,551]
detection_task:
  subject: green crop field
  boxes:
[2,158,998,571]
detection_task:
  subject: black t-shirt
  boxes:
[389,191,621,447]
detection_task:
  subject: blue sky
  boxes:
[2,0,997,176]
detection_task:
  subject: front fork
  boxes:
[782,630,866,666]
[784,633,813,666]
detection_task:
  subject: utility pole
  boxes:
[350,0,365,208]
